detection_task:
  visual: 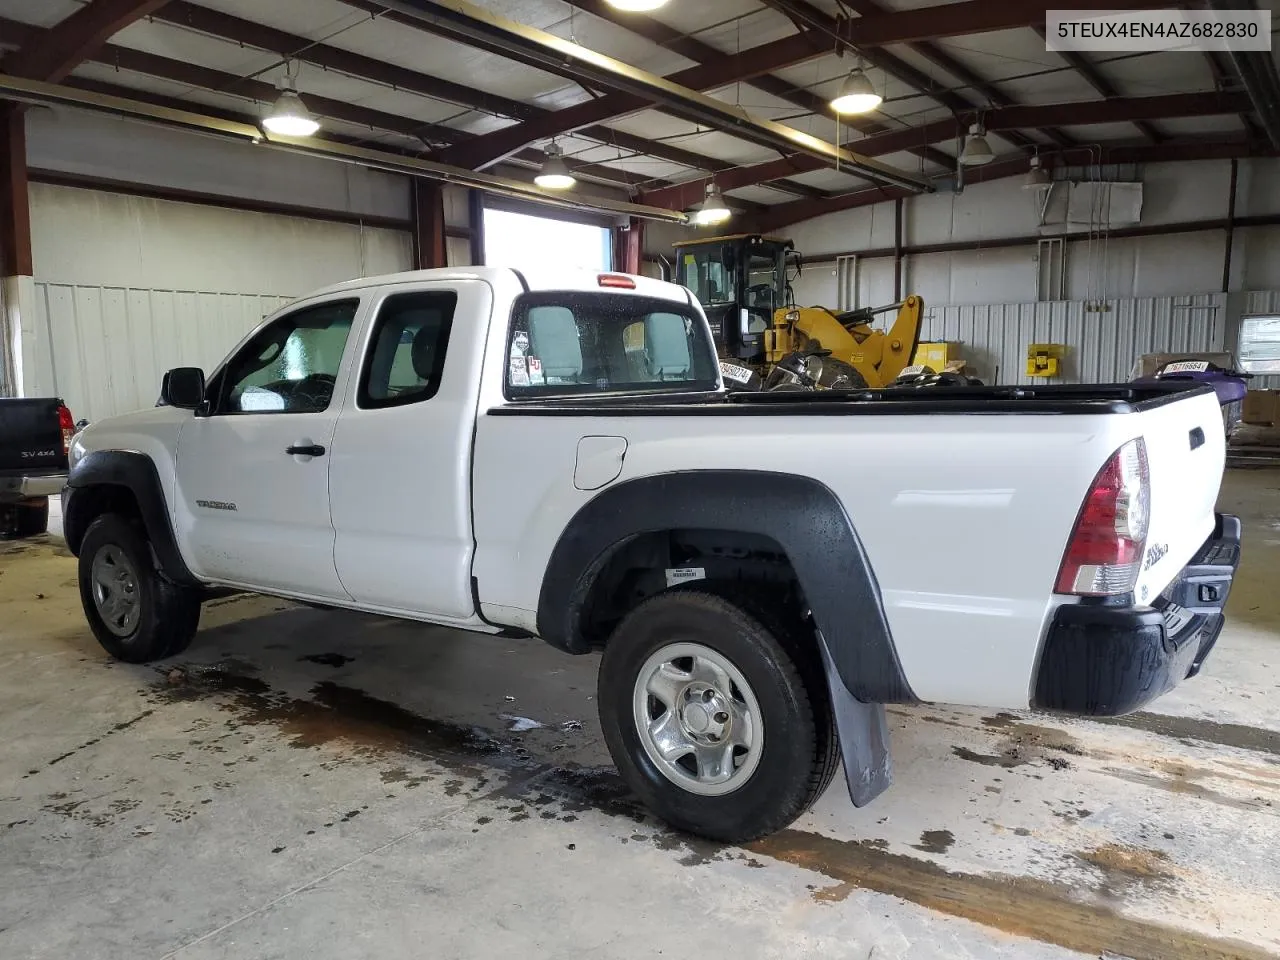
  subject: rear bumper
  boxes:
[0,472,67,502]
[1032,513,1240,716]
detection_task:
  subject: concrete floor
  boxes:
[1,474,1279,960]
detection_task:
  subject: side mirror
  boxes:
[739,308,752,338]
[160,367,206,410]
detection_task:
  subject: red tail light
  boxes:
[57,404,75,456]
[598,274,636,289]
[1055,438,1150,596]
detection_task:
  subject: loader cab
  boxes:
[674,235,796,363]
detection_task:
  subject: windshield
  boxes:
[505,292,720,398]
[679,249,735,306]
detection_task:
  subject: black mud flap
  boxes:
[818,632,892,806]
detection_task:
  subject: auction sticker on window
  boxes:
[1162,360,1211,373]
[720,362,754,385]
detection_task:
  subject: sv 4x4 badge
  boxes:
[1144,542,1169,571]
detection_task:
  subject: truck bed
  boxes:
[486,381,1213,417]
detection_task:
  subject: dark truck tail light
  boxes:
[57,404,75,456]
[1055,438,1151,597]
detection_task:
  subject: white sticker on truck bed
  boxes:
[720,362,753,385]
[665,567,706,588]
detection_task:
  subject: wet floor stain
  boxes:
[1074,843,1176,898]
[25,709,156,776]
[1091,711,1280,759]
[951,745,1026,768]
[911,829,954,854]
[300,653,355,668]
[48,658,1268,960]
[748,829,1274,960]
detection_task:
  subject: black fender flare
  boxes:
[63,450,199,586]
[536,470,916,703]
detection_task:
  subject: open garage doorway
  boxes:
[483,207,612,273]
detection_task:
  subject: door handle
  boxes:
[286,444,326,457]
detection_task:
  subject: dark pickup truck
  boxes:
[0,398,74,539]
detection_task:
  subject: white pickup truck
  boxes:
[63,267,1240,841]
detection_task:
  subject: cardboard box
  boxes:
[1243,390,1280,426]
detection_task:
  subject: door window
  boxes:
[358,291,457,408]
[210,300,358,414]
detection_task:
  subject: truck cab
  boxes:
[673,234,795,363]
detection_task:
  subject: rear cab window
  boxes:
[504,292,720,399]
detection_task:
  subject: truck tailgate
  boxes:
[1133,388,1225,603]
[0,399,67,474]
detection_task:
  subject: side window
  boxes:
[212,299,358,414]
[358,291,457,408]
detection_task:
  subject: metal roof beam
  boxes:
[359,0,928,190]
[1031,26,1162,143]
[141,3,825,193]
[839,0,1163,46]
[761,0,1062,149]
[750,138,1268,232]
[560,0,952,176]
[3,0,169,82]
[0,73,692,223]
[641,90,1251,209]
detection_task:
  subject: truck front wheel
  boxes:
[78,513,201,663]
[598,589,838,842]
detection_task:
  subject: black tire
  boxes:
[598,588,838,843]
[78,513,201,663]
[0,499,47,540]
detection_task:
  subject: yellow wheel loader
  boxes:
[672,234,924,391]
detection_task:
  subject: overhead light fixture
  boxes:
[830,68,882,115]
[1023,154,1051,189]
[262,69,319,137]
[534,141,576,190]
[605,0,669,10]
[959,123,994,167]
[694,183,732,226]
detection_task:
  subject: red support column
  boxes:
[411,178,447,270]
[615,218,643,275]
[0,105,31,397]
[0,106,32,279]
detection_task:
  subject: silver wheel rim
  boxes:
[632,642,763,797]
[90,544,141,638]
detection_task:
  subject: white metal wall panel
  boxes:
[28,284,290,422]
[921,294,1225,385]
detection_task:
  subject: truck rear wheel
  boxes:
[598,589,837,842]
[0,500,48,540]
[78,513,201,663]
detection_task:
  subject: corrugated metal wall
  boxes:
[27,284,290,423]
[919,294,1226,385]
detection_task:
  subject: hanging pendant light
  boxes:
[606,0,669,10]
[534,141,576,190]
[1023,154,1051,189]
[830,67,882,115]
[263,67,319,137]
[694,183,732,226]
[959,123,994,166]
